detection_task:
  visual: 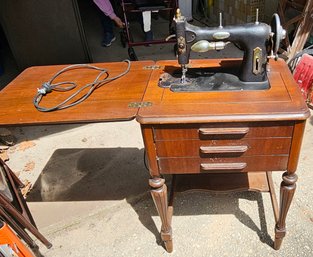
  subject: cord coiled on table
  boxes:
[33,60,131,112]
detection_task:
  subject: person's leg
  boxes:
[99,13,116,47]
[138,11,153,44]
[100,13,114,34]
[142,11,153,41]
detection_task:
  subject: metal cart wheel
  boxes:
[128,47,138,61]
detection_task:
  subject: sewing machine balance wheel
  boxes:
[271,13,286,57]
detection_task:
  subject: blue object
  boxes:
[102,33,116,47]
[144,30,153,42]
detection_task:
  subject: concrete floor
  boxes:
[5,112,313,257]
[1,6,313,257]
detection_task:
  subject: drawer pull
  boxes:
[201,162,247,171]
[200,145,248,154]
[199,127,249,135]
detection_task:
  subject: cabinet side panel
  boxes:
[287,121,307,173]
[141,125,160,177]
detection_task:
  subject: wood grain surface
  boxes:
[137,58,310,124]
[0,61,154,126]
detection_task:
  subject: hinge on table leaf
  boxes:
[143,65,161,70]
[128,102,152,108]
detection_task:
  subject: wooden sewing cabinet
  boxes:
[0,59,309,253]
[137,59,310,252]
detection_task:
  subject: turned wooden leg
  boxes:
[274,172,297,250]
[149,177,173,253]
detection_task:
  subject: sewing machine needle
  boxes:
[181,65,187,84]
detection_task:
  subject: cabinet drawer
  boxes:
[155,138,292,157]
[158,156,289,174]
[153,122,294,141]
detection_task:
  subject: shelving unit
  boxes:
[278,0,313,61]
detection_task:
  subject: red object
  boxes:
[293,54,313,106]
[0,221,35,257]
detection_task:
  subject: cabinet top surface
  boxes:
[0,59,309,126]
[0,61,153,126]
[137,59,310,124]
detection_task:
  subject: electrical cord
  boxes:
[33,60,131,112]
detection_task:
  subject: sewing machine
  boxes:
[160,9,286,92]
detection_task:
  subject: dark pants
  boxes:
[99,13,114,34]
[95,0,118,35]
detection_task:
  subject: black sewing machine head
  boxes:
[159,9,286,92]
